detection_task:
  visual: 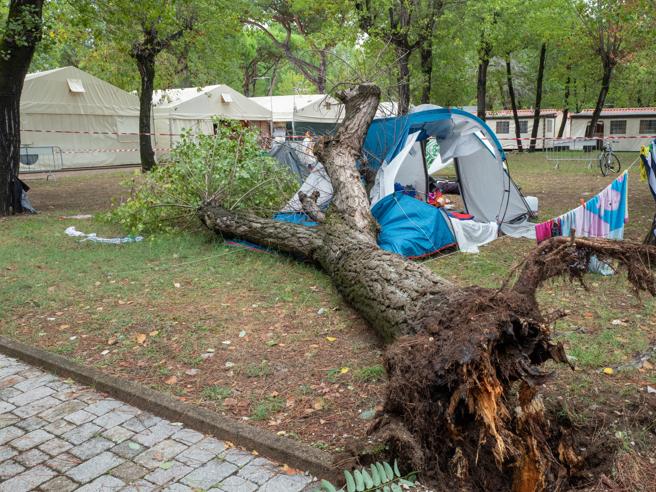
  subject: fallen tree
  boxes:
[199,84,656,491]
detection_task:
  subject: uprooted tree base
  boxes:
[199,83,656,491]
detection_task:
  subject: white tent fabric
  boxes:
[449,219,499,253]
[20,66,141,170]
[153,84,271,150]
[249,94,343,123]
[281,163,333,213]
[370,131,422,206]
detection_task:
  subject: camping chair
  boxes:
[640,142,656,244]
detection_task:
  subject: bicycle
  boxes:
[598,142,621,176]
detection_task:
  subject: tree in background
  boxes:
[0,0,44,216]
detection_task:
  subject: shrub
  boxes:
[103,120,298,234]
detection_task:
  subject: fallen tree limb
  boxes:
[199,83,656,491]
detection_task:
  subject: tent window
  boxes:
[220,93,233,103]
[67,78,85,93]
[115,116,139,143]
[639,119,656,134]
[495,121,509,134]
[610,120,626,135]
[518,121,528,134]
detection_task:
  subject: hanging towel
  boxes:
[535,219,554,243]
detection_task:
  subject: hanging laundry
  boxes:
[535,219,554,243]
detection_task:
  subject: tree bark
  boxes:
[529,43,547,152]
[476,38,491,120]
[557,72,571,139]
[506,56,523,152]
[396,45,411,115]
[199,83,656,490]
[586,63,613,139]
[0,0,44,216]
[134,52,157,172]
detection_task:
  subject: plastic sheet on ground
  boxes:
[65,226,143,244]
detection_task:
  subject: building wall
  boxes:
[569,116,656,151]
[489,116,557,150]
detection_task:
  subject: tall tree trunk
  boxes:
[586,63,613,138]
[199,82,656,490]
[419,42,433,104]
[506,56,523,152]
[0,0,44,216]
[476,46,490,121]
[529,43,547,152]
[134,53,157,172]
[557,72,571,138]
[396,45,411,115]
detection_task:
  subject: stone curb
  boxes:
[0,335,335,480]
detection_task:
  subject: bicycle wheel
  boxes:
[599,152,610,176]
[609,153,621,173]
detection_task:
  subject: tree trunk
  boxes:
[0,0,44,216]
[419,42,433,105]
[477,55,490,121]
[529,43,547,152]
[556,67,571,139]
[506,56,523,152]
[396,45,411,115]
[200,83,656,491]
[586,63,613,138]
[134,52,157,172]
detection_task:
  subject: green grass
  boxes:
[245,360,273,378]
[354,364,386,383]
[250,396,285,421]
[201,385,232,402]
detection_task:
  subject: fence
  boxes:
[19,145,64,179]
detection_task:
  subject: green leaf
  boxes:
[375,462,388,483]
[354,469,365,491]
[399,478,415,486]
[391,484,402,492]
[393,460,401,477]
[383,462,395,481]
[361,469,374,489]
[383,486,391,492]
[344,470,356,492]
[370,464,381,486]
[320,479,338,492]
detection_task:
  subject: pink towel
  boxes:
[535,219,553,243]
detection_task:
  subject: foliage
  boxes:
[103,120,298,234]
[201,385,232,401]
[251,395,285,420]
[320,460,417,492]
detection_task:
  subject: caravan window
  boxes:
[639,120,656,134]
[518,121,528,134]
[495,121,509,134]
[610,120,627,135]
[546,119,553,133]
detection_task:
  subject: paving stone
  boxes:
[46,452,81,473]
[0,366,25,381]
[8,385,54,406]
[122,413,161,433]
[38,399,86,422]
[0,444,17,461]
[14,447,49,467]
[0,413,19,429]
[75,474,125,491]
[221,447,254,467]
[46,380,74,392]
[61,421,102,445]
[217,474,259,492]
[175,443,216,467]
[64,409,96,425]
[134,439,187,469]
[40,475,79,492]
[121,479,157,491]
[92,408,135,429]
[132,421,179,447]
[144,460,193,485]
[0,388,22,400]
[0,459,25,480]
[66,451,124,483]
[14,415,46,431]
[109,460,149,483]
[0,425,24,445]
[259,473,314,492]
[162,484,193,492]
[69,436,115,460]
[43,418,76,436]
[13,396,61,418]
[237,457,280,484]
[0,464,56,492]
[181,459,238,489]
[171,428,204,445]
[102,424,134,443]
[112,440,145,459]
[13,374,56,392]
[8,428,54,451]
[0,401,15,413]
[0,375,24,390]
[85,398,123,416]
[39,436,73,456]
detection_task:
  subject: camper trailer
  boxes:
[485,109,561,150]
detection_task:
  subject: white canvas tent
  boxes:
[153,85,272,151]
[249,94,343,124]
[20,66,141,171]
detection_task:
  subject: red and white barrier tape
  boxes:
[59,147,171,154]
[496,135,656,141]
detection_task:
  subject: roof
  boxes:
[486,109,559,119]
[21,66,139,116]
[571,107,656,118]
[153,85,271,121]
[250,94,343,123]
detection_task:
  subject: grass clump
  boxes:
[201,385,232,402]
[355,364,386,383]
[251,396,285,421]
[245,360,273,378]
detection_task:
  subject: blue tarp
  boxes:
[372,192,456,258]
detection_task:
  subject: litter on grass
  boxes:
[65,226,143,244]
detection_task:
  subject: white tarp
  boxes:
[250,94,343,123]
[20,66,141,170]
[282,163,333,212]
[449,219,499,253]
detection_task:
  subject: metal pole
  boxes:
[292,92,296,138]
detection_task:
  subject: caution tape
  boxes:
[59,147,172,154]
[496,135,656,141]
